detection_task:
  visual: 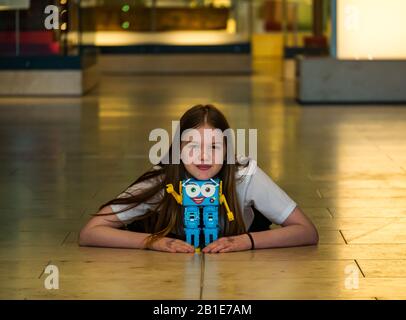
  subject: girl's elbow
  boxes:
[309,226,319,245]
[301,224,318,246]
[78,227,91,246]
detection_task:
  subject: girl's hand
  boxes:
[148,237,195,253]
[202,234,252,253]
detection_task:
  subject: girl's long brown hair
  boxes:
[99,104,247,247]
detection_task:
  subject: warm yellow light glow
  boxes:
[226,18,236,34]
[212,0,231,7]
[80,31,249,46]
[337,0,406,60]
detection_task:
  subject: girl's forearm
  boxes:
[250,225,319,249]
[79,226,151,249]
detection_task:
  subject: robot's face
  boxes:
[183,179,219,206]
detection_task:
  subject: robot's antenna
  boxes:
[209,178,219,187]
[182,178,191,187]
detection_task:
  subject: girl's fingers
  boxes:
[208,244,230,253]
[161,238,238,253]
[176,242,194,252]
[167,246,182,253]
[179,245,194,253]
[202,245,212,253]
[163,239,192,253]
[202,244,216,253]
[202,239,225,253]
[209,245,223,253]
[177,247,193,253]
[163,238,237,253]
[173,243,194,253]
[176,240,194,250]
[162,239,194,253]
[184,244,195,251]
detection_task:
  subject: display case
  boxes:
[0,0,99,96]
[0,0,81,56]
[78,0,251,47]
[81,0,230,32]
[76,0,252,73]
[0,0,252,79]
[332,0,406,60]
[296,0,406,104]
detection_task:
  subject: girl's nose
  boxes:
[200,146,212,164]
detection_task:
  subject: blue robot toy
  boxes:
[166,178,234,252]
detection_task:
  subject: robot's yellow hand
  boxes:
[166,183,182,204]
[166,184,175,194]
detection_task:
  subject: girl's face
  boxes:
[181,124,226,180]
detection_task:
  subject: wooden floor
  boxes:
[1,59,406,300]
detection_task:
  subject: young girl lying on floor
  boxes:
[79,104,318,253]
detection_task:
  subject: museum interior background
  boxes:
[1,0,406,300]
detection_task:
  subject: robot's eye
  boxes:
[185,184,200,197]
[201,183,216,197]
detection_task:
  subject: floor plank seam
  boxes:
[199,253,205,300]
[80,208,90,218]
[61,231,71,246]
[354,259,366,278]
[346,220,397,243]
[38,260,52,279]
[326,208,334,218]
[388,157,406,173]
[339,230,348,244]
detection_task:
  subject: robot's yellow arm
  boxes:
[220,194,234,222]
[219,181,234,221]
[166,183,182,204]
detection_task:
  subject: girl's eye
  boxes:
[201,183,216,197]
[185,184,200,197]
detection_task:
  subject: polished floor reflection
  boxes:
[1,59,406,299]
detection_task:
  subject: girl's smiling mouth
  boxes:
[196,165,212,171]
[192,196,205,204]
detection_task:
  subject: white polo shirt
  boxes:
[110,157,297,231]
